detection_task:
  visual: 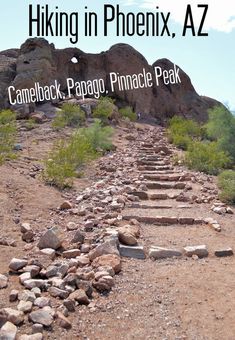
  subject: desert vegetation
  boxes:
[0,109,17,164]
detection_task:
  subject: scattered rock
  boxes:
[0,308,24,325]
[0,321,17,340]
[92,254,121,273]
[63,249,81,259]
[88,240,119,261]
[29,309,53,326]
[38,229,62,250]
[93,275,115,292]
[56,311,72,329]
[60,201,73,210]
[17,301,33,313]
[69,289,89,305]
[9,258,28,272]
[0,274,8,289]
[9,290,19,302]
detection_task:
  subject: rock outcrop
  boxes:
[0,38,221,122]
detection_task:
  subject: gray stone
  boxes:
[0,274,8,289]
[88,240,119,261]
[39,248,56,259]
[0,321,17,340]
[9,258,28,272]
[1,308,24,325]
[63,299,75,312]
[69,289,89,305]
[17,301,33,313]
[214,248,233,257]
[71,230,85,243]
[9,290,19,302]
[56,311,72,329]
[48,287,69,299]
[21,223,31,233]
[119,244,145,259]
[29,309,53,326]
[34,297,51,308]
[184,245,208,258]
[18,290,36,303]
[32,324,43,334]
[19,272,31,284]
[23,280,46,290]
[63,249,80,259]
[149,246,182,259]
[38,229,61,250]
[93,276,115,292]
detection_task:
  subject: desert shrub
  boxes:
[167,116,202,150]
[119,106,137,122]
[218,170,235,204]
[93,97,114,122]
[52,103,86,129]
[185,141,231,175]
[171,134,191,150]
[205,106,235,163]
[43,133,96,188]
[0,110,17,164]
[80,119,114,152]
[43,121,114,188]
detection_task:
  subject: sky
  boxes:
[0,0,235,110]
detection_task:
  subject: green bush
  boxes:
[52,103,86,129]
[185,141,231,175]
[167,116,202,150]
[171,134,192,150]
[80,119,114,152]
[205,106,235,163]
[0,110,17,164]
[43,120,114,188]
[93,97,114,122]
[119,106,137,122]
[218,170,235,204]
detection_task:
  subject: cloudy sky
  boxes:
[1,0,235,110]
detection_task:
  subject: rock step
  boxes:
[149,246,182,259]
[130,191,183,200]
[138,156,168,162]
[145,182,186,189]
[119,245,146,259]
[127,203,173,209]
[140,170,176,174]
[122,215,202,225]
[138,165,173,171]
[137,160,170,166]
[144,174,186,182]
[150,192,181,200]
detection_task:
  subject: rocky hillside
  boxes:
[0,38,221,122]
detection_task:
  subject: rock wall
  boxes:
[0,38,221,122]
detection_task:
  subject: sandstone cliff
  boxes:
[0,38,221,122]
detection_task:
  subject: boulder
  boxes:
[38,229,61,250]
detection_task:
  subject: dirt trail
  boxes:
[0,122,235,340]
